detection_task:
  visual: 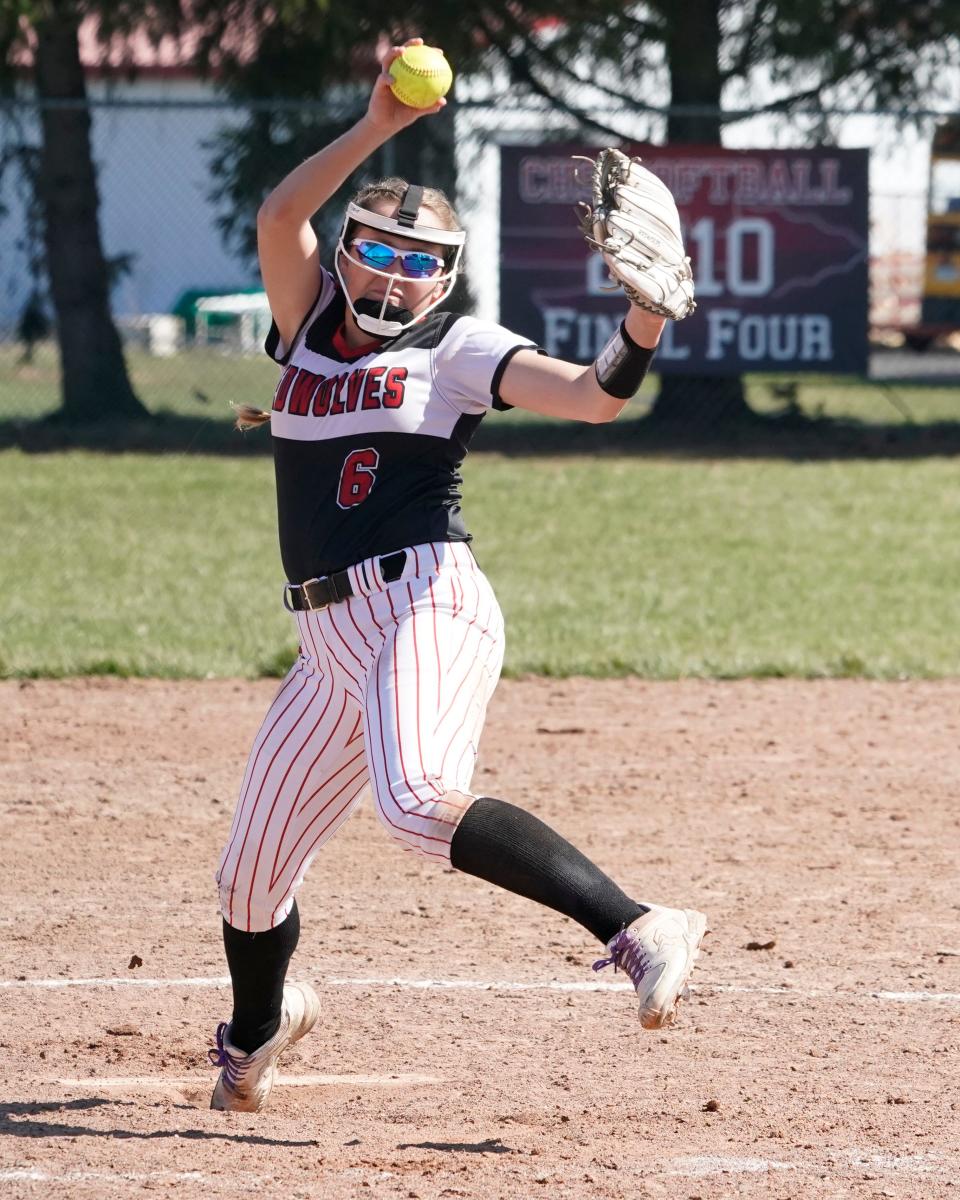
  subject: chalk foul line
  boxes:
[0,973,957,1003]
[54,1072,439,1088]
[1,1149,953,1187]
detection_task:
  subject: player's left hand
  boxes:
[366,38,446,135]
[577,148,696,321]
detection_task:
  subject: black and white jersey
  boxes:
[264,268,537,583]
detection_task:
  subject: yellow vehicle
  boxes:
[905,118,960,350]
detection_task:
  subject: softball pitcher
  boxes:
[208,38,705,1113]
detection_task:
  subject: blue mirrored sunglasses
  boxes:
[350,238,445,279]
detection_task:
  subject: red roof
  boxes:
[12,14,256,78]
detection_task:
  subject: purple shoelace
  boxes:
[208,1022,244,1090]
[592,928,650,986]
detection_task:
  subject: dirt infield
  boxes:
[2,677,959,1199]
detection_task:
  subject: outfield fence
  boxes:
[0,96,954,428]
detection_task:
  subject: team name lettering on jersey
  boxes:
[264,275,533,581]
[272,364,408,418]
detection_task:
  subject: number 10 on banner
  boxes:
[586,216,776,301]
[688,218,775,298]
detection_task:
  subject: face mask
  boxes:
[353,297,414,329]
[334,193,466,337]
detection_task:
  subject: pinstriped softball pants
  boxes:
[216,540,505,932]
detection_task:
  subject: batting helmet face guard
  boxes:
[335,184,466,337]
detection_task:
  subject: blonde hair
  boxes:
[233,402,272,430]
[352,177,461,237]
[237,178,461,432]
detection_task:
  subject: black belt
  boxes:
[283,551,407,613]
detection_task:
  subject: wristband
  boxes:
[594,322,655,399]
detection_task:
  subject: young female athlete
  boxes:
[208,38,706,1112]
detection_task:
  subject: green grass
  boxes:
[0,344,280,425]
[466,456,960,677]
[3,342,959,678]
[2,343,960,427]
[3,447,959,679]
[1,452,288,678]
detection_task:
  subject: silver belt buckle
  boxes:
[283,576,321,613]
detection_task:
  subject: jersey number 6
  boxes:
[337,447,380,509]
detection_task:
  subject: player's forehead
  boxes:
[353,198,447,257]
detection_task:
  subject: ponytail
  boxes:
[232,403,271,430]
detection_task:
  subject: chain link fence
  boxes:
[0,94,954,435]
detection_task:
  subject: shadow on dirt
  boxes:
[4,409,960,461]
[0,1096,319,1146]
[396,1137,513,1154]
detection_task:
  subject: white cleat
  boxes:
[209,981,320,1112]
[593,905,707,1029]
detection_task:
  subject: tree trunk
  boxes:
[33,14,147,422]
[653,0,753,425]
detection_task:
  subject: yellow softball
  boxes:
[388,45,454,109]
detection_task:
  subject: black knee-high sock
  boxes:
[449,797,647,945]
[222,901,300,1053]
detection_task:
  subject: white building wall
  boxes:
[0,78,256,329]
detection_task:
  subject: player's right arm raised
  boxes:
[256,37,445,348]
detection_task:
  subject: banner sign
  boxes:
[499,144,869,374]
